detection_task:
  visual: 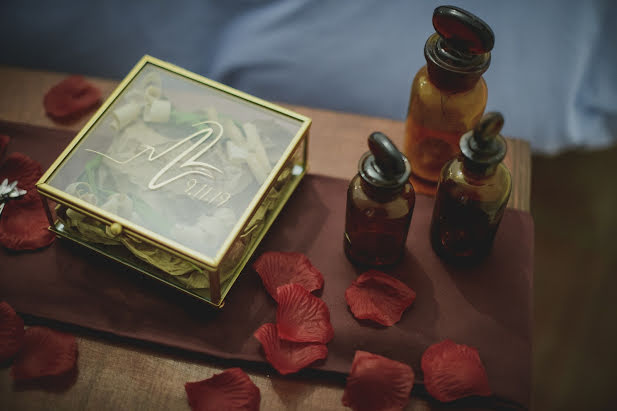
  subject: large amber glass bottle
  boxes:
[430,112,511,264]
[405,6,494,191]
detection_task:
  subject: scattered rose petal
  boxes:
[0,134,9,160]
[345,270,416,326]
[276,284,334,344]
[421,339,491,402]
[0,151,54,250]
[0,152,43,202]
[0,302,24,362]
[253,323,328,375]
[11,327,77,381]
[0,198,55,250]
[253,251,323,300]
[43,75,102,122]
[342,350,414,411]
[185,368,260,411]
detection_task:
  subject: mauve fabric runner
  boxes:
[0,121,532,409]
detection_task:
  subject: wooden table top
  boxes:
[0,65,531,411]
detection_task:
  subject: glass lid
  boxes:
[45,60,306,263]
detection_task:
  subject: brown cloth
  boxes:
[0,121,532,409]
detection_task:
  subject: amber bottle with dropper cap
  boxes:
[344,132,415,266]
[430,112,511,264]
[405,5,494,193]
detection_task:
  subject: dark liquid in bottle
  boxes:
[344,184,415,266]
[430,180,505,264]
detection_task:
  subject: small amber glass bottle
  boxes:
[344,132,415,266]
[430,112,511,264]
[405,6,494,191]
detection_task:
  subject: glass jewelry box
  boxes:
[37,56,311,308]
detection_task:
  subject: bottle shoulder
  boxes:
[440,159,511,203]
[408,66,487,133]
[348,175,415,216]
[412,65,487,101]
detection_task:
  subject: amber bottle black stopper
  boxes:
[460,112,507,167]
[359,132,411,189]
[424,5,494,91]
[432,6,494,55]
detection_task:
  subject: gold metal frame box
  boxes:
[37,56,311,308]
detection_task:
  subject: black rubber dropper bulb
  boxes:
[361,132,410,191]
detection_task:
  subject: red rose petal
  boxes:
[0,134,9,160]
[345,270,416,326]
[276,284,334,344]
[0,151,54,250]
[421,339,492,402]
[43,75,101,122]
[11,327,77,381]
[253,251,323,300]
[0,152,43,202]
[253,323,328,375]
[185,368,260,411]
[0,302,24,362]
[0,198,55,251]
[342,350,415,411]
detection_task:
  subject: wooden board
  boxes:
[0,65,531,411]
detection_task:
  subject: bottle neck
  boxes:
[424,33,490,93]
[426,61,483,93]
[462,157,498,180]
[360,177,401,202]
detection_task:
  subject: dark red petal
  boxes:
[342,350,415,411]
[276,284,333,344]
[0,198,55,251]
[0,152,43,201]
[421,339,492,402]
[253,251,323,300]
[253,323,328,375]
[11,327,77,381]
[345,270,416,326]
[0,302,24,362]
[43,75,101,122]
[185,368,260,411]
[0,134,9,160]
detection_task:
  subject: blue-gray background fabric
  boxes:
[1,0,615,153]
